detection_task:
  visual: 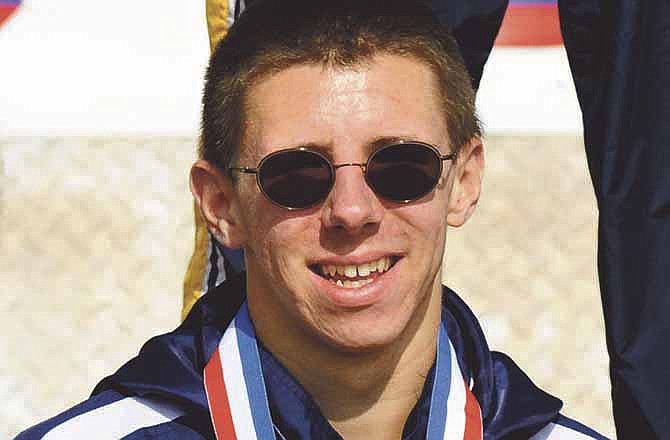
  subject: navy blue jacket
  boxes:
[16,274,606,439]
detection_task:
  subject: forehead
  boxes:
[240,54,448,160]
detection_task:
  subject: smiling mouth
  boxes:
[310,256,400,288]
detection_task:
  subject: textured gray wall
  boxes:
[1,136,614,438]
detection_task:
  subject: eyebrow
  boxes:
[271,135,427,158]
[368,136,424,150]
[292,142,334,158]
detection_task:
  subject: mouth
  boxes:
[309,256,401,289]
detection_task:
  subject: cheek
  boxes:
[243,201,319,270]
[394,197,449,242]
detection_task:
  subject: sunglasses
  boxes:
[229,141,456,210]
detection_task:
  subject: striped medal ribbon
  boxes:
[204,302,482,439]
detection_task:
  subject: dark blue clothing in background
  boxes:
[558,1,670,438]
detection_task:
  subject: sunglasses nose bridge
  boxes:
[329,162,370,198]
[332,162,367,173]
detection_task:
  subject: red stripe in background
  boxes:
[204,348,238,440]
[495,5,563,46]
[0,6,18,27]
[463,382,483,440]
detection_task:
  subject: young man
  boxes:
[17,1,606,438]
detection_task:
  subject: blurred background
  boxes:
[1,0,614,438]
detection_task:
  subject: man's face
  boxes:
[206,54,480,353]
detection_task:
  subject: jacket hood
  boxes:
[93,272,562,439]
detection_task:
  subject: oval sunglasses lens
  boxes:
[258,149,334,209]
[366,143,442,202]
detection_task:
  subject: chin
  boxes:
[319,327,405,354]
[304,299,419,354]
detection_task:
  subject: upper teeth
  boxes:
[320,257,392,279]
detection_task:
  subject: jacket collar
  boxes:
[93,272,562,439]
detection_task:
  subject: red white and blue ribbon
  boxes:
[204,302,275,439]
[204,301,482,439]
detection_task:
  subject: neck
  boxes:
[308,319,439,439]
[249,283,443,439]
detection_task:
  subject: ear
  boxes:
[190,159,246,248]
[446,137,485,227]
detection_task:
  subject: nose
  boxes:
[321,163,383,233]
